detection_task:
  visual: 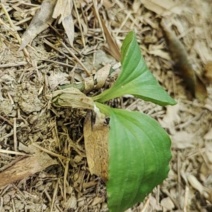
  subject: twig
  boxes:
[31,143,69,160]
[0,149,27,156]
[13,118,17,152]
[92,0,106,40]
[0,62,27,68]
[61,41,90,76]
[43,39,90,76]
[41,59,74,68]
[0,115,13,126]
[73,0,86,47]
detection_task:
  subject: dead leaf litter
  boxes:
[0,0,212,211]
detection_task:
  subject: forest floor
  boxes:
[0,0,212,211]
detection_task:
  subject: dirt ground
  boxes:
[0,0,212,211]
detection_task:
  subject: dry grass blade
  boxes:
[100,17,121,61]
[92,0,119,55]
[19,0,56,50]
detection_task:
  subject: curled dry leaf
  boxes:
[52,87,94,110]
[19,0,56,50]
[94,64,111,89]
[83,110,109,181]
[84,64,111,92]
[161,20,207,101]
[53,0,74,46]
[20,0,74,49]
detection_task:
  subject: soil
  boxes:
[0,0,212,211]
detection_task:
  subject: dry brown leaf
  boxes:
[195,74,208,102]
[94,64,111,89]
[204,61,212,83]
[53,0,74,46]
[0,145,58,188]
[83,110,109,181]
[161,20,207,101]
[101,18,121,61]
[19,0,56,50]
[83,64,111,92]
[52,87,94,109]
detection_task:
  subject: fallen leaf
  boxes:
[94,64,111,89]
[0,144,58,188]
[161,20,207,101]
[19,0,56,50]
[53,0,74,46]
[100,18,121,61]
[83,109,109,181]
[83,64,111,93]
[204,61,212,83]
[195,74,208,102]
[48,71,69,90]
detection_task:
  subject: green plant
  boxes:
[52,31,176,212]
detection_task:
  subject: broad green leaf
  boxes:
[93,32,176,106]
[97,103,171,212]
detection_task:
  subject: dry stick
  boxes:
[183,186,189,212]
[92,0,106,40]
[73,0,86,47]
[14,17,32,26]
[177,151,182,208]
[13,118,17,152]
[50,179,59,212]
[0,62,27,68]
[114,11,131,37]
[1,3,30,63]
[31,143,69,160]
[41,59,74,68]
[63,160,69,201]
[43,39,90,76]
[61,41,90,76]
[0,115,13,126]
[141,197,150,212]
[0,149,27,156]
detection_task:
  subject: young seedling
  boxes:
[52,31,176,212]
